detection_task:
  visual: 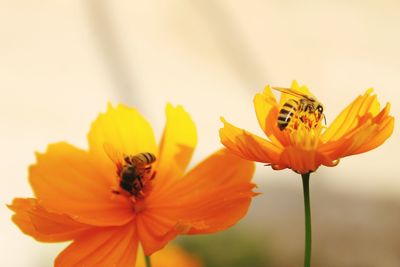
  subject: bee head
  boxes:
[316,104,327,125]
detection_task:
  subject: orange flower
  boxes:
[220,81,394,174]
[9,104,255,266]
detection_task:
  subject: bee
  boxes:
[104,144,156,197]
[272,87,325,131]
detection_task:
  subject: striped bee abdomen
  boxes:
[135,152,156,164]
[125,152,156,165]
[277,99,299,130]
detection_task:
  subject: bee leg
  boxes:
[110,188,121,200]
[111,184,121,195]
[130,196,137,203]
[150,171,156,180]
[137,176,144,188]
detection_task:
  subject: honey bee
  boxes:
[272,87,325,130]
[104,144,156,197]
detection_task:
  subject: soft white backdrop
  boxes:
[1,1,399,266]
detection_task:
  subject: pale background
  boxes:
[1,1,399,266]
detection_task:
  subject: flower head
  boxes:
[220,81,394,174]
[9,104,255,266]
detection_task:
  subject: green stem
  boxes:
[302,172,312,267]
[144,255,152,267]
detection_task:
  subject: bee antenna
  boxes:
[323,115,327,125]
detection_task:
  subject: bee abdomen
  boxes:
[135,152,156,164]
[277,100,298,130]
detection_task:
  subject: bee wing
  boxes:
[103,143,124,165]
[272,87,314,101]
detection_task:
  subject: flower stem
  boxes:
[144,255,152,267]
[302,172,312,267]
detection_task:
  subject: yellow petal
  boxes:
[87,103,157,164]
[136,244,202,267]
[29,142,135,226]
[253,86,283,146]
[322,89,380,142]
[254,85,277,132]
[55,221,137,267]
[9,198,90,242]
[153,104,197,193]
[219,118,281,163]
[278,80,312,107]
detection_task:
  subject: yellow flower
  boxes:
[9,104,255,266]
[220,81,394,174]
[136,244,203,267]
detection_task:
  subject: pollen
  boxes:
[288,111,323,132]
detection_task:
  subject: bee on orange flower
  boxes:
[272,87,325,130]
[105,144,156,198]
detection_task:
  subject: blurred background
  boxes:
[1,0,399,266]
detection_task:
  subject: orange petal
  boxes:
[55,221,138,267]
[9,198,90,242]
[321,103,394,159]
[219,118,281,163]
[87,103,157,164]
[29,142,135,226]
[135,211,178,255]
[353,116,394,154]
[322,89,380,142]
[147,149,256,237]
[279,147,336,174]
[338,115,394,157]
[153,104,197,193]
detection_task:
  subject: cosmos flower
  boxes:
[220,81,394,174]
[9,104,255,266]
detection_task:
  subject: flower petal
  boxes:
[136,244,202,267]
[353,115,394,154]
[219,118,282,163]
[338,109,394,157]
[322,89,380,142]
[8,198,90,242]
[29,142,135,226]
[87,103,157,163]
[153,104,197,192]
[147,149,256,236]
[278,80,312,107]
[55,221,138,267]
[279,147,335,174]
[135,211,178,255]
[253,86,277,132]
[321,103,394,159]
[254,86,284,146]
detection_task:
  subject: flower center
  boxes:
[288,109,323,132]
[285,111,324,151]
